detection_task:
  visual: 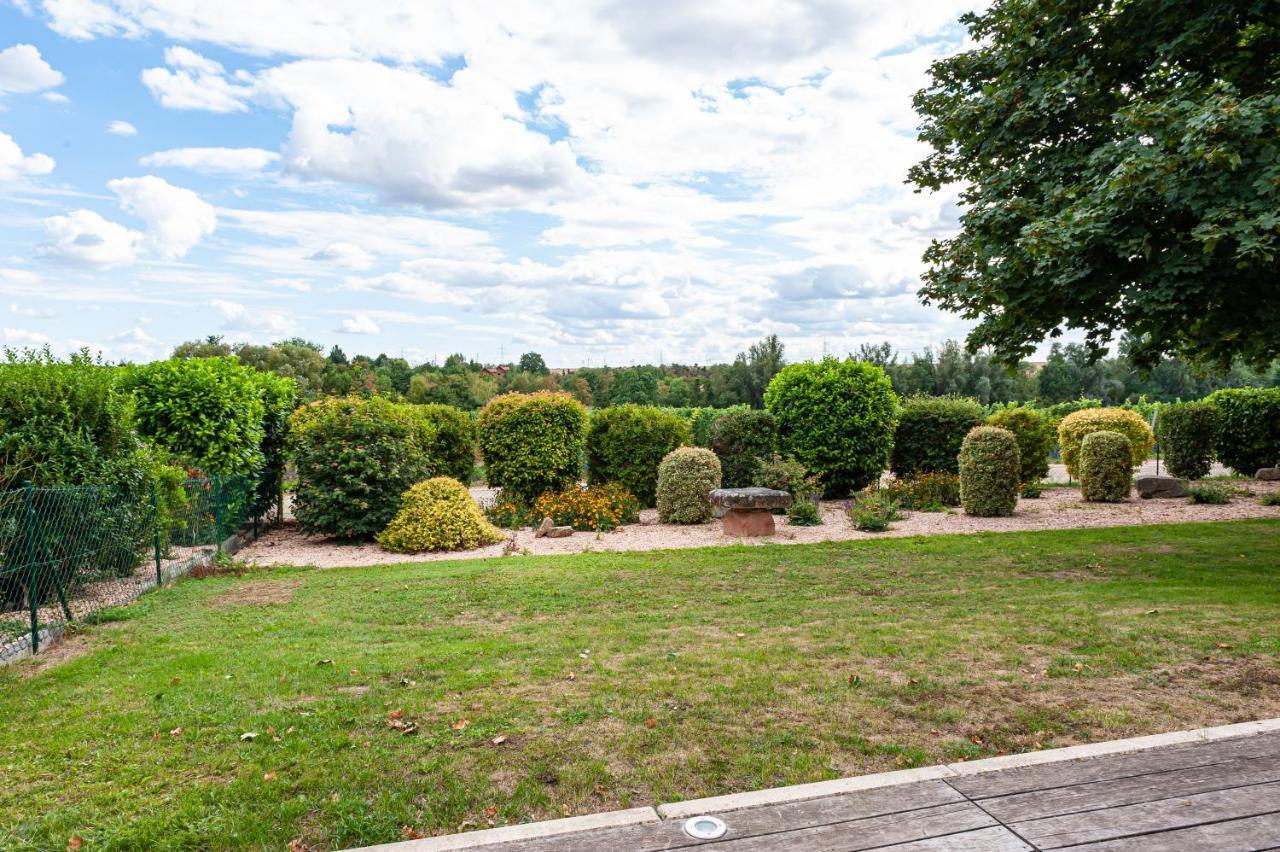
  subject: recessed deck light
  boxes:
[683,815,727,840]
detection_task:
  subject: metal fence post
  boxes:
[152,481,163,587]
[213,475,224,552]
[22,481,39,654]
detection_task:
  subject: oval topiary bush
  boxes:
[1156,401,1219,480]
[586,404,689,506]
[417,403,477,484]
[1058,408,1154,478]
[656,447,722,524]
[289,396,436,539]
[764,358,898,497]
[710,409,777,488]
[986,405,1053,486]
[1204,387,1280,475]
[477,391,587,504]
[377,477,504,553]
[958,426,1020,517]
[1079,431,1133,502]
[890,396,984,477]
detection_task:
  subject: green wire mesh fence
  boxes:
[0,474,272,662]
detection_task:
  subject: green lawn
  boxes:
[3,520,1279,851]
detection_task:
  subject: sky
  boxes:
[0,0,990,368]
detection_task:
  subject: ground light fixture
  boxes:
[682,815,728,840]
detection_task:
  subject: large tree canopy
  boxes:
[909,0,1280,370]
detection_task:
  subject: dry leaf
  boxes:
[316,659,333,666]
[287,840,311,852]
[67,836,83,851]
[169,727,183,737]
[491,735,507,745]
[645,718,656,729]
[401,826,424,840]
[239,732,258,742]
[565,671,576,681]
[484,805,498,819]
[170,676,181,686]
[263,771,277,782]
[451,719,470,731]
[387,709,404,720]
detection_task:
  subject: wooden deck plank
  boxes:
[1068,812,1280,851]
[874,826,1035,851]
[1013,780,1280,849]
[951,732,1280,800]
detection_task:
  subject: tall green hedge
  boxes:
[986,405,1053,485]
[710,409,777,488]
[764,358,898,497]
[890,396,984,477]
[586,404,688,507]
[1156,402,1219,480]
[958,426,1020,517]
[478,391,587,504]
[417,403,477,483]
[1205,387,1280,475]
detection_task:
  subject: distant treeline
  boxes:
[173,334,1279,411]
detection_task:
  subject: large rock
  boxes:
[1256,468,1280,481]
[1134,474,1188,499]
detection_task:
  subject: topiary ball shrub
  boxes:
[1058,408,1154,478]
[710,409,777,488]
[958,426,1021,517]
[377,477,504,553]
[986,405,1053,486]
[764,358,898,497]
[477,391,587,504]
[890,396,984,477]
[1078,430,1133,502]
[586,404,688,506]
[656,447,722,524]
[416,403,477,484]
[1205,387,1280,475]
[1156,401,1219,480]
[289,396,436,539]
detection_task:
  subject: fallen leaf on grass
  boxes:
[491,735,507,745]
[645,718,656,729]
[1216,643,1233,649]
[316,659,333,666]
[387,708,404,720]
[451,719,470,731]
[67,836,83,851]
[169,727,183,737]
[170,676,181,686]
[239,732,258,742]
[401,826,424,840]
[286,840,311,852]
[263,772,277,782]
[564,671,576,681]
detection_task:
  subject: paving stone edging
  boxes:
[348,717,1280,851]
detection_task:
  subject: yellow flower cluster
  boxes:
[530,484,640,531]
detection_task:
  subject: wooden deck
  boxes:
[362,725,1280,851]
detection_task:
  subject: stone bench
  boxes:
[708,487,792,537]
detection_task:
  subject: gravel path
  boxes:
[239,480,1280,569]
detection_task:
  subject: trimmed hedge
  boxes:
[1079,431,1133,502]
[1156,402,1219,480]
[656,447,721,524]
[710,409,777,488]
[890,396,984,477]
[377,477,503,553]
[958,426,1020,517]
[1205,387,1280,475]
[986,405,1053,485]
[477,391,587,504]
[289,396,436,539]
[252,371,298,517]
[587,404,688,506]
[417,403,477,483]
[1058,408,1154,478]
[764,358,898,497]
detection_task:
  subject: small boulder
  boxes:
[1256,468,1280,481]
[535,517,554,538]
[1134,474,1188,499]
[545,525,573,538]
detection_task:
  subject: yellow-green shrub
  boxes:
[958,426,1020,517]
[1058,408,1154,477]
[656,447,721,524]
[377,477,504,553]
[1078,431,1133,502]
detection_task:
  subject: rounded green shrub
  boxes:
[477,391,587,504]
[986,405,1053,485]
[691,405,746,447]
[764,358,898,497]
[1156,401,1219,480]
[289,396,436,539]
[377,477,504,553]
[1205,387,1280,474]
[958,426,1020,517]
[710,409,777,488]
[586,404,689,506]
[1058,408,1154,478]
[1078,430,1133,502]
[417,403,477,483]
[890,396,984,477]
[656,447,722,524]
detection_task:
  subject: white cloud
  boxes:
[38,209,140,267]
[306,241,374,270]
[140,146,278,173]
[141,47,253,112]
[44,91,69,103]
[10,302,58,318]
[337,314,380,334]
[107,120,138,136]
[0,131,55,180]
[107,175,217,258]
[109,326,155,343]
[3,327,52,346]
[0,44,64,94]
[209,298,295,336]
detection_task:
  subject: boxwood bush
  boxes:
[890,396,984,477]
[986,405,1053,485]
[417,403,477,483]
[1058,408,1154,478]
[377,477,503,553]
[1156,401,1219,480]
[1205,387,1280,475]
[958,426,1020,517]
[289,396,436,539]
[478,392,587,504]
[710,409,777,488]
[764,358,898,497]
[587,404,688,506]
[656,447,721,524]
[1079,431,1133,502]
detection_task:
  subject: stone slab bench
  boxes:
[709,487,792,537]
